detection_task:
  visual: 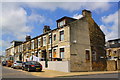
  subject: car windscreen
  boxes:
[16,61,22,63]
[29,61,40,65]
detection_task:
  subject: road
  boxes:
[59,73,119,78]
[1,66,42,78]
[1,65,119,80]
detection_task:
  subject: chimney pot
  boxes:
[26,35,31,41]
[82,9,92,17]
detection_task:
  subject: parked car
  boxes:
[2,61,6,66]
[11,61,22,69]
[22,61,42,72]
[6,60,13,67]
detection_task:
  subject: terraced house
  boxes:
[6,10,106,72]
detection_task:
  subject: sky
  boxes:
[0,1,119,55]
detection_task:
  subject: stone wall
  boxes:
[107,60,117,71]
[69,18,92,72]
[87,15,107,71]
[117,60,120,70]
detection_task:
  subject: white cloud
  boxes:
[0,39,11,53]
[25,2,111,12]
[27,13,45,25]
[1,3,34,40]
[100,10,118,41]
[73,14,83,19]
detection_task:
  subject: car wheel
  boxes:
[27,68,31,72]
[39,69,42,72]
[22,67,24,70]
[13,67,16,69]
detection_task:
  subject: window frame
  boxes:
[43,36,46,46]
[60,30,64,41]
[53,34,56,41]
[85,50,90,61]
[60,48,64,59]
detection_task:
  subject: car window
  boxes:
[16,61,22,63]
[29,61,40,65]
[25,62,30,65]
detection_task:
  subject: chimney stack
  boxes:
[25,35,31,41]
[43,25,51,33]
[82,9,92,17]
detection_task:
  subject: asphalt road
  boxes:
[59,73,119,78]
[1,66,41,78]
[1,65,120,80]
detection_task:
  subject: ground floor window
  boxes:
[85,50,90,60]
[60,48,64,58]
[49,50,52,58]
[92,51,97,61]
[53,49,57,58]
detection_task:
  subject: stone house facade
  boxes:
[6,10,106,72]
[106,38,120,71]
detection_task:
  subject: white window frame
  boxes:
[118,40,120,43]
[49,34,52,44]
[59,30,64,41]
[58,20,65,27]
[60,48,64,59]
[38,37,41,47]
[43,36,46,46]
[31,40,34,49]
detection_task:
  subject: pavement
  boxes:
[29,69,119,78]
[2,66,119,78]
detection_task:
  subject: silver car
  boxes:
[11,61,22,69]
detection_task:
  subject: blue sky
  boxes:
[0,2,119,55]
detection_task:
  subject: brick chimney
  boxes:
[82,9,92,17]
[43,25,51,33]
[25,35,31,41]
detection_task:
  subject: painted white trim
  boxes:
[48,48,51,50]
[43,35,46,38]
[59,45,70,48]
[38,37,41,40]
[53,47,58,49]
[49,33,52,35]
[31,40,34,42]
[85,49,90,50]
[59,29,64,32]
[38,50,41,52]
[53,33,56,35]
[59,46,65,48]
[31,51,34,53]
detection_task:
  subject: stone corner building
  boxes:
[6,9,106,72]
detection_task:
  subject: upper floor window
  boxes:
[54,34,56,41]
[49,50,52,58]
[60,48,64,58]
[58,20,65,27]
[31,40,34,49]
[60,30,64,41]
[111,41,115,44]
[43,37,46,46]
[118,40,120,43]
[38,38,41,47]
[49,35,52,44]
